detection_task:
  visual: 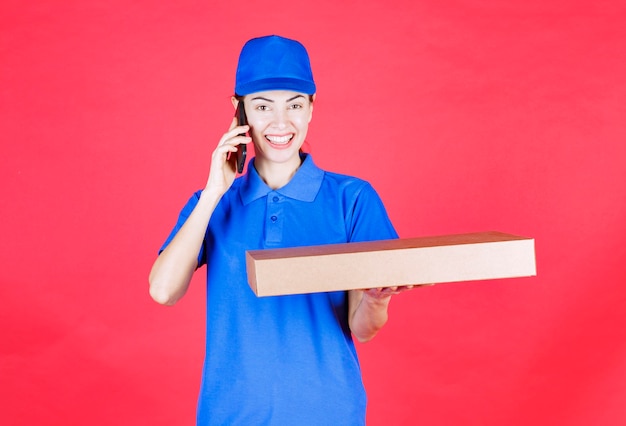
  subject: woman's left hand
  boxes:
[363,284,433,300]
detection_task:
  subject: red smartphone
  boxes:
[235,101,248,173]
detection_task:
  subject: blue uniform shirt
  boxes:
[161,154,398,425]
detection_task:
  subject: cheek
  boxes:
[247,117,267,134]
[298,119,311,135]
[250,129,266,146]
[294,113,312,129]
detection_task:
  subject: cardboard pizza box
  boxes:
[246,231,536,297]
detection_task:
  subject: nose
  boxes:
[271,108,288,129]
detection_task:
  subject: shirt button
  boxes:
[273,196,279,202]
[270,215,278,222]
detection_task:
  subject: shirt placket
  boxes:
[265,192,284,245]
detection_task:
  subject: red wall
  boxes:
[2,1,625,424]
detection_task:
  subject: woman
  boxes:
[149,35,413,425]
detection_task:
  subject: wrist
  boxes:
[193,189,222,216]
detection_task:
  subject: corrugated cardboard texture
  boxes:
[246,231,536,297]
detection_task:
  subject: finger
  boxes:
[228,116,250,139]
[219,119,249,145]
[218,133,251,151]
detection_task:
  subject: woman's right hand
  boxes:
[149,118,251,306]
[204,116,251,197]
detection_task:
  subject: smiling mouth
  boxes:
[265,134,294,145]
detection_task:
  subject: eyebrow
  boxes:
[250,94,305,103]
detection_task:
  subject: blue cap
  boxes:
[235,35,316,96]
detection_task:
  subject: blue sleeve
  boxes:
[158,191,206,267]
[346,182,398,243]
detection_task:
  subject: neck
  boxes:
[254,155,303,190]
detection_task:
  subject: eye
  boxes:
[288,103,303,110]
[256,105,269,111]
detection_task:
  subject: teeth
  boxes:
[266,135,293,144]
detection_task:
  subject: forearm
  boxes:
[148,189,221,305]
[149,114,250,305]
[348,290,392,343]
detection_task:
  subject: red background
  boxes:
[2,1,625,425]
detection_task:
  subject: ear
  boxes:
[231,96,239,110]
[308,94,315,123]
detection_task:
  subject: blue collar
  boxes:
[239,154,324,205]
